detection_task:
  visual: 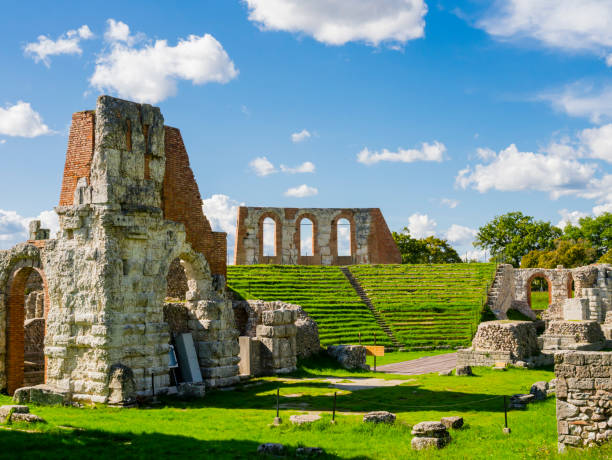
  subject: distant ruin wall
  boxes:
[234,207,401,265]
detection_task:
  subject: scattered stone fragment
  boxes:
[529,381,548,401]
[455,365,473,376]
[509,393,535,410]
[438,369,452,376]
[13,384,69,406]
[514,360,528,368]
[363,411,396,424]
[290,414,321,425]
[0,405,29,420]
[548,379,556,393]
[10,413,46,423]
[411,421,450,450]
[440,416,464,430]
[327,345,370,371]
[257,443,285,455]
[296,447,324,457]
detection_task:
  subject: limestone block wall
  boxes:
[234,207,401,265]
[555,351,612,451]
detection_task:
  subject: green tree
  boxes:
[521,239,598,269]
[600,249,612,264]
[392,228,462,264]
[562,213,612,258]
[474,212,562,267]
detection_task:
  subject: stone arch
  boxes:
[526,272,552,309]
[330,211,356,264]
[257,212,282,264]
[0,244,49,394]
[295,213,319,264]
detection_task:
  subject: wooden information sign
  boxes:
[365,345,385,357]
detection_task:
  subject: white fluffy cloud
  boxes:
[580,123,612,162]
[440,198,459,209]
[539,82,612,123]
[357,141,446,165]
[291,129,311,143]
[0,209,58,249]
[104,19,132,44]
[456,144,596,197]
[280,161,315,174]
[407,213,436,238]
[90,21,238,103]
[557,209,589,228]
[250,157,316,175]
[25,25,93,66]
[0,102,51,137]
[285,184,318,198]
[202,194,243,263]
[478,1,612,58]
[445,224,477,245]
[244,0,427,47]
[250,156,277,176]
[593,202,612,215]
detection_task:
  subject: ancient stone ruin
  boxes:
[234,207,401,265]
[555,351,612,451]
[0,96,240,404]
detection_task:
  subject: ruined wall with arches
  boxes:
[234,207,401,265]
[0,96,239,404]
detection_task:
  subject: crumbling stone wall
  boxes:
[0,96,239,403]
[57,105,227,278]
[457,320,543,367]
[541,321,606,351]
[234,207,401,265]
[555,351,612,451]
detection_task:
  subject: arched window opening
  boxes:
[166,258,188,301]
[263,217,276,257]
[568,276,575,299]
[23,270,45,387]
[7,267,46,394]
[337,218,351,257]
[300,218,314,257]
[528,275,550,311]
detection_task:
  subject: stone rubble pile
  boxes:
[327,345,370,371]
[411,421,450,450]
[0,405,45,424]
[472,321,539,358]
[440,416,464,429]
[362,411,396,424]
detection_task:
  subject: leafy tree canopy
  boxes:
[474,212,562,267]
[562,213,612,258]
[600,249,612,264]
[392,228,462,264]
[521,239,598,269]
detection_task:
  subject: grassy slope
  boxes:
[349,264,497,348]
[1,357,609,459]
[227,265,392,346]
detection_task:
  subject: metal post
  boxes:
[503,395,511,434]
[374,333,377,372]
[273,386,281,425]
[332,392,337,423]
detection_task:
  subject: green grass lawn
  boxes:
[2,353,610,459]
[531,291,550,310]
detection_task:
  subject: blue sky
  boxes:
[1,1,611,261]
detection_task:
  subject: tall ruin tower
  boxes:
[0,96,239,404]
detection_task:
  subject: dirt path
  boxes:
[376,353,457,375]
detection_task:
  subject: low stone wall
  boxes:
[555,351,612,451]
[456,349,513,368]
[541,321,606,351]
[471,321,539,359]
[257,309,298,374]
[233,300,320,358]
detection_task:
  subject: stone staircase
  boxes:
[340,267,403,349]
[485,264,506,314]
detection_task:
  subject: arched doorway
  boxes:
[527,273,551,312]
[567,274,575,299]
[6,266,48,394]
[262,217,276,258]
